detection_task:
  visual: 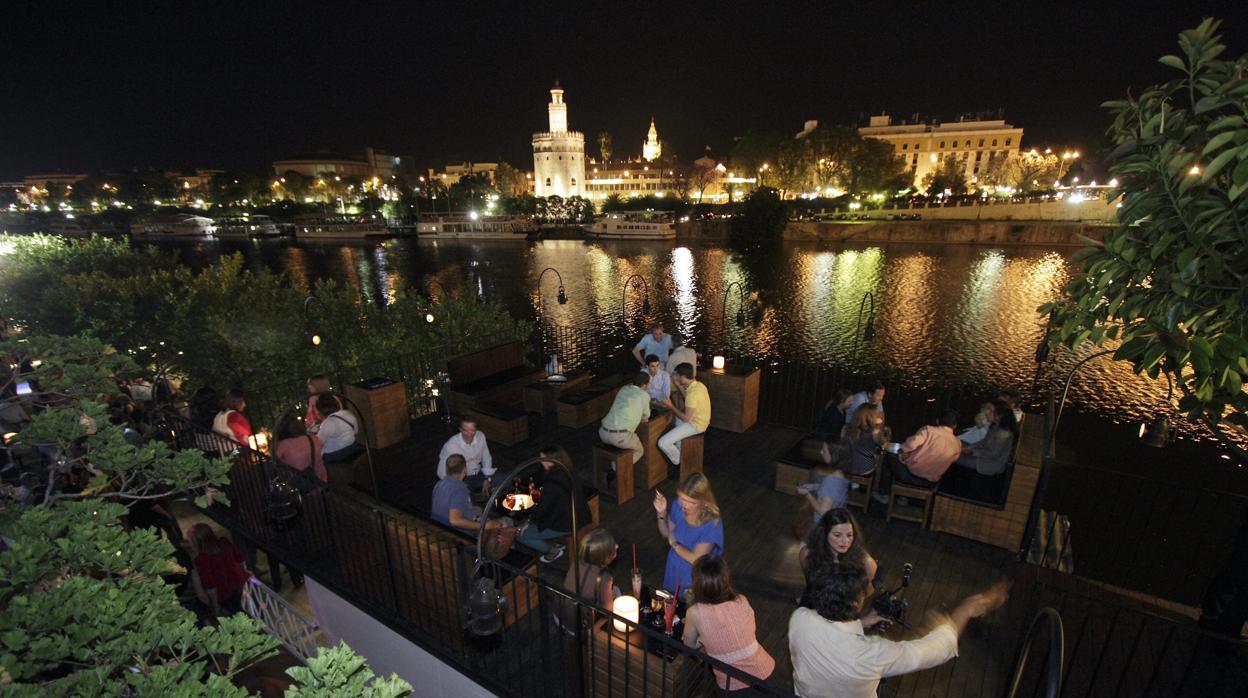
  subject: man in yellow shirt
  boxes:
[659,363,710,465]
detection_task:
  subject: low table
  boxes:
[636,408,674,488]
[557,384,620,429]
[523,372,590,414]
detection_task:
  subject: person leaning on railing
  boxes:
[682,554,775,691]
[789,559,1008,698]
[556,528,621,633]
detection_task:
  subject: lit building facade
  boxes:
[272,147,400,179]
[584,162,684,201]
[429,162,499,186]
[532,83,586,197]
[642,118,661,161]
[859,114,1023,189]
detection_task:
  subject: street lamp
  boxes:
[536,267,568,308]
[621,274,651,322]
[852,292,876,363]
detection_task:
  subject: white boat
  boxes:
[214,214,280,238]
[132,214,216,238]
[39,218,107,237]
[293,216,389,240]
[584,212,676,240]
[415,214,537,240]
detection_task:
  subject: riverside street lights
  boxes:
[536,267,568,309]
[722,281,748,330]
[621,274,651,322]
[851,292,876,364]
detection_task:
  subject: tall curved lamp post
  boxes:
[536,267,569,310]
[1021,345,1176,559]
[851,292,876,365]
[621,274,651,321]
[721,281,748,330]
[467,455,584,637]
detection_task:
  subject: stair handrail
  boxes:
[1006,606,1065,698]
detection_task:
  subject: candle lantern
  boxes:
[613,595,640,632]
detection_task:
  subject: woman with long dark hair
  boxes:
[799,508,877,605]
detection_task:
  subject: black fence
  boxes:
[1008,565,1248,698]
[156,411,792,697]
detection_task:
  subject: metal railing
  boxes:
[242,576,321,663]
[1006,607,1064,698]
[1008,565,1248,698]
[157,410,790,697]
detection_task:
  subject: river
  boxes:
[158,236,1243,485]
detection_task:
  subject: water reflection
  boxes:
[153,237,1214,448]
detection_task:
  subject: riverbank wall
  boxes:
[676,219,1109,246]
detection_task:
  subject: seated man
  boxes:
[304,374,337,434]
[666,335,697,378]
[598,372,651,468]
[658,363,710,466]
[437,418,502,493]
[845,382,886,424]
[954,399,1017,476]
[632,321,673,369]
[958,402,994,445]
[789,558,1007,698]
[315,394,360,464]
[644,353,671,404]
[876,410,962,499]
[432,454,505,533]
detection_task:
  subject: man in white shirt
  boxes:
[665,336,697,378]
[436,419,499,493]
[845,382,886,424]
[632,322,674,368]
[316,393,360,464]
[789,559,1007,698]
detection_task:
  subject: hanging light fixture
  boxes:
[464,577,507,636]
[1139,415,1173,448]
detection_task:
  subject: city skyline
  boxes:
[3,2,1244,178]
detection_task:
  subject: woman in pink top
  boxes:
[683,555,775,691]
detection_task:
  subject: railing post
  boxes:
[1019,393,1057,562]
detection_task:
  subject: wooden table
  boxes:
[699,364,760,432]
[344,378,410,449]
[576,618,693,697]
[636,408,673,489]
[522,372,590,414]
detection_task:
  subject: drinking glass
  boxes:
[631,569,643,599]
[663,595,677,635]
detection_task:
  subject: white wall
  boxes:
[305,577,495,697]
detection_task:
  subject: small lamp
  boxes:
[1139,414,1173,448]
[310,333,322,347]
[557,285,568,305]
[1034,339,1051,365]
[863,316,876,342]
[613,595,640,632]
[735,307,746,328]
[642,295,651,315]
[425,313,435,324]
[712,355,726,370]
[466,577,507,636]
[247,431,270,454]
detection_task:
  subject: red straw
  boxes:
[632,543,637,571]
[675,580,682,598]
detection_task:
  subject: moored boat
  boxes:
[584,211,676,240]
[415,214,537,240]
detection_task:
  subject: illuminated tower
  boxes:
[642,118,662,162]
[532,82,586,197]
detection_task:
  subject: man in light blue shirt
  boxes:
[632,322,673,369]
[846,382,886,424]
[599,372,651,465]
[644,354,670,402]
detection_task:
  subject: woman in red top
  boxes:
[188,523,251,616]
[212,389,253,447]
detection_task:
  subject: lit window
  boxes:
[978,139,984,147]
[902,144,908,151]
[545,178,551,187]
[1005,138,1012,146]
[992,139,998,146]
[571,178,577,187]
[964,140,971,147]
[939,141,945,148]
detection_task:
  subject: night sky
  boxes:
[3,2,1245,179]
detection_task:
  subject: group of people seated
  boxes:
[807,382,1024,510]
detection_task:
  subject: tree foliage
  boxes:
[1041,19,1248,433]
[730,186,789,245]
[0,335,411,695]
[921,155,970,195]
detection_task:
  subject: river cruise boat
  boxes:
[293,215,389,240]
[38,217,113,237]
[584,211,677,240]
[214,214,280,238]
[131,214,216,238]
[414,214,537,240]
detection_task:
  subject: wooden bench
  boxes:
[592,442,635,503]
[557,384,621,429]
[468,403,529,447]
[678,432,704,480]
[929,412,1043,550]
[445,341,544,416]
[774,436,831,494]
[846,470,877,512]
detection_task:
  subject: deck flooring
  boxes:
[363,411,1021,696]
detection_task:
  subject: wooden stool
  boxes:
[568,491,602,549]
[846,470,878,512]
[592,442,634,503]
[678,433,705,480]
[887,483,935,526]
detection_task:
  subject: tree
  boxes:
[921,155,969,195]
[597,132,613,163]
[0,334,411,695]
[844,137,910,196]
[1040,18,1248,442]
[688,162,718,203]
[730,186,789,246]
[448,173,497,212]
[806,125,859,194]
[494,162,528,198]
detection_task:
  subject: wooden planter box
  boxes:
[523,372,590,414]
[344,379,410,450]
[556,384,620,429]
[700,364,760,433]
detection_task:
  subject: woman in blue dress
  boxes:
[653,473,724,592]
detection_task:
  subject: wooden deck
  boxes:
[363,411,1021,695]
